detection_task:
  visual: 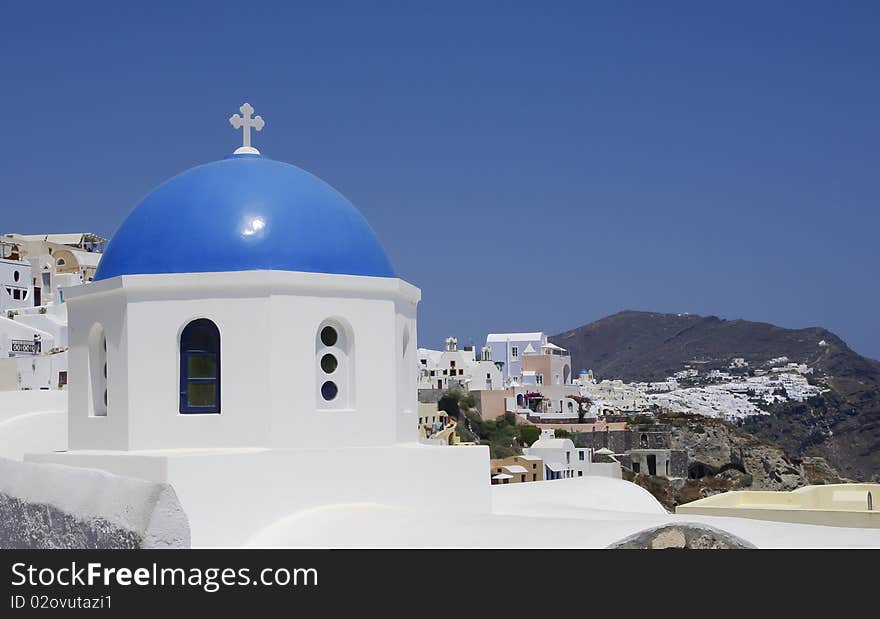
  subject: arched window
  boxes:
[317,319,352,409]
[88,323,107,417]
[179,319,220,414]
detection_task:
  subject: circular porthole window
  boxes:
[320,326,338,347]
[321,381,338,401]
[320,353,338,374]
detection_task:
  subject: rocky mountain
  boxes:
[631,413,848,511]
[551,310,880,481]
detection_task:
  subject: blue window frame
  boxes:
[179,319,220,414]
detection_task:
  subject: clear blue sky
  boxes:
[2,2,878,358]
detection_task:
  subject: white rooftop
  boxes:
[486,332,545,343]
[243,478,880,549]
[5,232,108,245]
[529,438,574,450]
[504,465,528,474]
[67,249,102,267]
[541,342,567,352]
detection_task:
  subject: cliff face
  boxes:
[666,414,846,489]
[629,414,848,511]
[552,310,880,481]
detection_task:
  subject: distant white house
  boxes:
[524,430,621,480]
[418,336,503,391]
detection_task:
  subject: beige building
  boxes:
[472,343,582,421]
[1,233,106,306]
[677,484,880,529]
[490,454,544,484]
[521,343,572,387]
[417,401,450,439]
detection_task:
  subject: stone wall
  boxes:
[0,457,190,549]
[631,424,673,449]
[417,388,444,404]
[574,429,632,452]
[576,425,675,451]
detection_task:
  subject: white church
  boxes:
[12,105,879,548]
[24,103,492,547]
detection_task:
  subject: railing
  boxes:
[10,339,40,355]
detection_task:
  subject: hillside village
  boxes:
[411,329,847,504]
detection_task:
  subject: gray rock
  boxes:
[0,457,189,549]
[651,528,686,549]
[607,523,756,549]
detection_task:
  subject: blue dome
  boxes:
[94,154,395,281]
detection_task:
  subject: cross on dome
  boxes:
[229,102,265,155]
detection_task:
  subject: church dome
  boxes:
[94,153,395,281]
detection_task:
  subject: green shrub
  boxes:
[516,425,540,446]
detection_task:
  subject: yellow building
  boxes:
[677,483,880,528]
[490,454,544,484]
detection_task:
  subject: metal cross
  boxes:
[229,102,265,152]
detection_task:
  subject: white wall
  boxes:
[16,352,68,390]
[395,302,418,443]
[0,390,67,460]
[29,442,491,548]
[66,270,421,451]
[66,282,128,450]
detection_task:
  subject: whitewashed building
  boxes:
[418,336,503,391]
[523,430,620,480]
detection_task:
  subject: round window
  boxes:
[103,362,107,379]
[320,326,338,347]
[13,271,19,282]
[320,353,338,374]
[321,381,338,401]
